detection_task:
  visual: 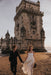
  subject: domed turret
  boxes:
[37,0,40,3]
[5,30,10,39]
[37,0,40,6]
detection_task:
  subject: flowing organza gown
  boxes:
[22,52,35,75]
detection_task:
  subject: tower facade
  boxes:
[14,0,46,51]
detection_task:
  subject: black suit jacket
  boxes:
[9,50,23,65]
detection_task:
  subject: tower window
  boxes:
[17,24,19,27]
[21,27,26,37]
[16,24,19,31]
[33,31,35,34]
[31,36,32,38]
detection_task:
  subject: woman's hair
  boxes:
[28,45,33,52]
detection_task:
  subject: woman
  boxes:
[22,46,36,75]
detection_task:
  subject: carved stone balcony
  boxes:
[14,6,44,21]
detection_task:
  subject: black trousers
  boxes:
[10,63,17,75]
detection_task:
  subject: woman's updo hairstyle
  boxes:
[28,45,33,52]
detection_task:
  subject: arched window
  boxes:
[21,27,26,37]
[16,24,19,31]
[17,24,19,27]
[16,24,19,27]
[33,31,35,34]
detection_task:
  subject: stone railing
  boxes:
[14,6,44,20]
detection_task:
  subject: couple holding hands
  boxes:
[9,45,36,75]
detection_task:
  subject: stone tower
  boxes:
[14,0,46,52]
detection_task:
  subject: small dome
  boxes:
[5,30,10,36]
[1,37,3,40]
[41,28,45,33]
[11,37,13,39]
[37,0,40,3]
[5,30,10,39]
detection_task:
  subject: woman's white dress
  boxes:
[22,52,35,75]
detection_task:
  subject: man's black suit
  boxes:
[9,50,23,75]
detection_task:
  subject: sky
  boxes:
[0,0,51,48]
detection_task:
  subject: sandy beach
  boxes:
[0,52,51,75]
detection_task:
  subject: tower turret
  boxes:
[5,30,10,39]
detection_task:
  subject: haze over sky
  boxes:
[0,0,51,48]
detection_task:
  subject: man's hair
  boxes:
[12,45,16,50]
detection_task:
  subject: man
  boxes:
[9,45,23,75]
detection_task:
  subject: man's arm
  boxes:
[9,52,11,62]
[17,51,23,63]
[9,51,12,62]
